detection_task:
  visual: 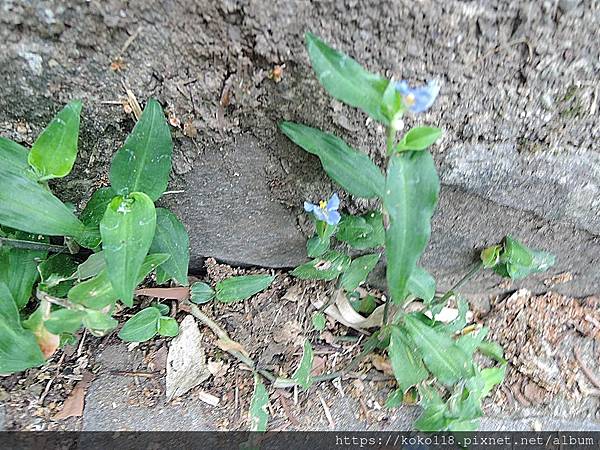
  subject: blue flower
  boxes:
[395,80,440,113]
[304,193,341,226]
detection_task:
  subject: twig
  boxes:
[38,353,66,405]
[317,392,335,429]
[119,26,142,55]
[0,237,67,253]
[36,289,82,310]
[109,370,159,378]
[574,347,600,389]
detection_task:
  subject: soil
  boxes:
[2,262,599,431]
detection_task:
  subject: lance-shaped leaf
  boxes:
[280,122,384,199]
[110,99,173,201]
[44,309,84,335]
[0,136,29,173]
[150,208,190,286]
[100,192,157,307]
[383,151,439,304]
[0,283,46,373]
[27,100,82,180]
[76,251,106,280]
[249,375,269,432]
[292,340,314,389]
[77,187,115,249]
[305,32,397,125]
[340,253,380,292]
[396,127,442,152]
[403,314,473,386]
[215,274,275,303]
[0,165,85,237]
[190,282,214,304]
[0,231,48,309]
[389,326,428,393]
[118,307,161,342]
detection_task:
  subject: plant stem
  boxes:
[439,260,484,303]
[0,237,67,253]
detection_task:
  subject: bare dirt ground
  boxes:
[2,260,599,431]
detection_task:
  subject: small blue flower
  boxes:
[304,193,341,226]
[395,80,440,113]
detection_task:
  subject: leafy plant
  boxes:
[276,33,556,431]
[0,98,189,372]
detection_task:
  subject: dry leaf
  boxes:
[166,316,211,400]
[135,287,190,300]
[322,289,385,332]
[53,372,94,420]
[216,338,250,358]
[370,354,393,375]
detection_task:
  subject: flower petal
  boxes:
[304,202,316,212]
[410,80,440,113]
[395,80,410,96]
[313,208,328,222]
[327,210,341,225]
[326,193,340,211]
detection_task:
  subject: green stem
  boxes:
[0,237,67,253]
[439,260,484,303]
[385,125,396,156]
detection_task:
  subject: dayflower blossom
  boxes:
[395,80,440,113]
[304,193,341,226]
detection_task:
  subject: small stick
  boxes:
[317,392,335,429]
[574,347,600,389]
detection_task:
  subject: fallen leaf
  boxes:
[370,354,393,375]
[166,315,211,400]
[207,359,228,378]
[321,289,385,332]
[135,287,190,300]
[53,372,94,420]
[216,338,250,358]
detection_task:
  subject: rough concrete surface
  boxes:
[0,0,599,296]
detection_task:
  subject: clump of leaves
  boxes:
[0,100,275,373]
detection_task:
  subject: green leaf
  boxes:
[306,234,331,258]
[312,312,326,331]
[0,231,47,309]
[68,253,169,310]
[340,253,380,292]
[77,187,115,249]
[478,341,506,364]
[149,208,189,286]
[76,251,106,280]
[28,100,82,180]
[215,274,275,303]
[279,122,384,199]
[385,388,404,409]
[249,374,269,432]
[0,283,46,373]
[44,309,84,335]
[396,127,442,152]
[37,253,78,297]
[157,316,179,337]
[110,99,173,201]
[100,192,157,307]
[388,326,428,392]
[336,212,384,250]
[495,236,555,280]
[118,307,161,342]
[480,245,501,269]
[0,137,29,173]
[481,366,506,396]
[190,282,215,304]
[403,314,473,386]
[415,385,450,432]
[82,310,118,336]
[350,293,377,315]
[0,165,85,237]
[408,266,436,303]
[384,151,439,304]
[291,250,351,281]
[292,340,314,390]
[305,32,397,125]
